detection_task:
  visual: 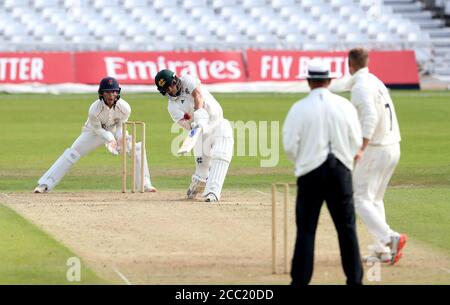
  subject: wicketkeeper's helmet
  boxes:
[155,69,178,96]
[98,76,121,100]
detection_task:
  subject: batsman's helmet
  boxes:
[98,76,121,102]
[155,69,177,95]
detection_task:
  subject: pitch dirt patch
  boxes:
[2,190,450,284]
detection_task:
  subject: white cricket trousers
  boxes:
[38,131,153,190]
[353,142,400,252]
[193,119,234,200]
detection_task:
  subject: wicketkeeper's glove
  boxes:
[105,139,120,155]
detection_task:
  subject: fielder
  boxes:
[154,69,234,202]
[33,77,157,193]
[347,48,406,265]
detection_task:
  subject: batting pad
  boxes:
[134,142,153,190]
[203,159,230,200]
[211,137,234,163]
[38,148,81,190]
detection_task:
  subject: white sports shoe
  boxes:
[362,252,391,264]
[144,186,157,193]
[204,192,218,203]
[186,177,206,199]
[33,184,49,193]
[388,234,407,265]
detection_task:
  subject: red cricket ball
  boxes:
[184,113,191,120]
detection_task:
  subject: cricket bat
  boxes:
[177,127,202,155]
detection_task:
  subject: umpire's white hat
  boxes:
[307,60,333,79]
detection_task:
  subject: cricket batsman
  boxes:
[154,69,234,202]
[33,77,157,193]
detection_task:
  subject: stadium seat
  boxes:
[367,5,393,18]
[190,7,215,19]
[153,0,178,9]
[358,0,383,10]
[241,0,267,8]
[303,42,331,51]
[329,0,356,8]
[367,23,389,39]
[0,0,441,79]
[316,33,339,45]
[210,0,238,9]
[274,25,300,39]
[123,0,150,9]
[2,23,29,37]
[129,7,146,19]
[339,6,366,19]
[33,0,60,9]
[40,35,65,43]
[10,35,33,43]
[345,32,371,44]
[40,7,62,19]
[294,18,317,35]
[244,24,268,38]
[321,17,342,33]
[213,25,239,38]
[68,35,96,44]
[336,24,354,37]
[123,24,149,37]
[182,0,208,9]
[301,0,324,11]
[92,0,121,9]
[284,33,306,46]
[10,7,34,19]
[92,23,121,38]
[310,6,335,19]
[61,0,91,9]
[254,34,278,44]
[101,36,122,44]
[163,34,187,44]
[31,23,60,38]
[132,35,149,44]
[62,24,90,37]
[269,0,297,9]
[18,14,44,29]
[224,34,244,44]
[4,0,29,9]
[118,42,142,51]
[375,32,400,47]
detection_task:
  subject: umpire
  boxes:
[283,60,364,285]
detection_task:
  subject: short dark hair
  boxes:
[307,78,331,88]
[348,48,369,70]
[308,78,331,86]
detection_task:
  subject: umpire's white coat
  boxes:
[283,87,362,177]
[348,67,401,252]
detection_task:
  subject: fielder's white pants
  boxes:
[353,143,400,253]
[193,119,234,200]
[38,131,153,191]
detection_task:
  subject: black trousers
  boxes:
[290,154,363,285]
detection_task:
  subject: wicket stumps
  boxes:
[122,121,146,193]
[271,183,295,274]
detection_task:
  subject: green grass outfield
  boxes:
[0,204,105,284]
[1,91,449,281]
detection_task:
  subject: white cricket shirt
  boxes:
[283,88,362,177]
[82,98,131,142]
[167,74,224,128]
[347,68,401,146]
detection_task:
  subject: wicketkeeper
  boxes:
[33,77,157,193]
[154,69,234,202]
